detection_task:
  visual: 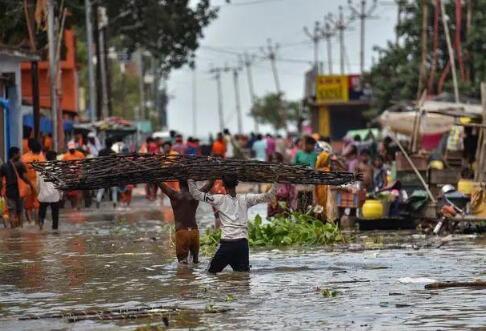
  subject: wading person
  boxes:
[62,142,85,209]
[158,180,214,264]
[188,175,275,273]
[21,139,46,224]
[0,147,35,228]
[37,151,61,230]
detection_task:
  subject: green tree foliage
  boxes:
[368,0,486,111]
[101,0,217,71]
[110,64,141,120]
[250,93,300,131]
[0,0,217,71]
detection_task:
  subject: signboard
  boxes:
[315,74,370,104]
[316,75,349,103]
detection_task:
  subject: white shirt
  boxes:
[225,135,234,158]
[37,174,61,203]
[189,180,275,240]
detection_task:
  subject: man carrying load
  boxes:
[188,175,275,273]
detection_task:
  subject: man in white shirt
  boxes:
[188,175,275,273]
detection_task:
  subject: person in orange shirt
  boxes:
[62,142,86,209]
[211,132,226,158]
[42,134,53,152]
[21,139,46,225]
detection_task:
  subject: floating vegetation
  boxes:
[319,288,338,298]
[201,212,343,254]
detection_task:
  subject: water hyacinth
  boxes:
[201,212,343,253]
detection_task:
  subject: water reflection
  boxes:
[0,199,484,330]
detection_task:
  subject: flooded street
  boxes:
[0,191,484,330]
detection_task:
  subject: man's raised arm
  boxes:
[188,179,219,205]
[246,184,276,208]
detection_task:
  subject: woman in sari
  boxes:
[21,139,45,224]
[314,151,330,221]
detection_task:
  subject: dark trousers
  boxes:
[208,239,249,274]
[39,202,60,230]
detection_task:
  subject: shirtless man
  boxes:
[158,179,213,264]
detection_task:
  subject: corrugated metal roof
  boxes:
[0,46,39,61]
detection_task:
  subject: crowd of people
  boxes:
[1,127,400,273]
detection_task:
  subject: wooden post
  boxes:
[475,82,486,182]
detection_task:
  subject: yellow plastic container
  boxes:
[429,160,444,170]
[457,179,476,195]
[0,197,4,215]
[361,199,384,219]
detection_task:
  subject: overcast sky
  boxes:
[166,0,398,138]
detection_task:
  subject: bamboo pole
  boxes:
[390,135,436,203]
[417,0,428,99]
[440,0,460,103]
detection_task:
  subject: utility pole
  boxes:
[47,0,58,151]
[93,1,103,121]
[261,39,281,93]
[321,22,334,75]
[262,39,287,131]
[232,67,243,134]
[209,67,228,132]
[348,0,378,74]
[136,49,145,122]
[242,53,259,133]
[192,67,197,136]
[327,6,352,75]
[303,21,321,73]
[97,6,109,119]
[84,0,97,123]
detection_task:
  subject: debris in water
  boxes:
[398,277,438,284]
[425,281,486,289]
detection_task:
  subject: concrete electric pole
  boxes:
[321,22,335,75]
[348,0,378,74]
[232,67,243,134]
[47,0,59,151]
[192,67,197,137]
[242,53,259,133]
[209,67,229,132]
[327,6,352,75]
[261,39,281,94]
[97,6,109,119]
[303,21,322,74]
[84,0,97,123]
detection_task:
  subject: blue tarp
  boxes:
[22,115,74,133]
[22,114,53,133]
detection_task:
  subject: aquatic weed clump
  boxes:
[248,212,343,247]
[200,212,343,253]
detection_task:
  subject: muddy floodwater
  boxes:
[0,195,485,330]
